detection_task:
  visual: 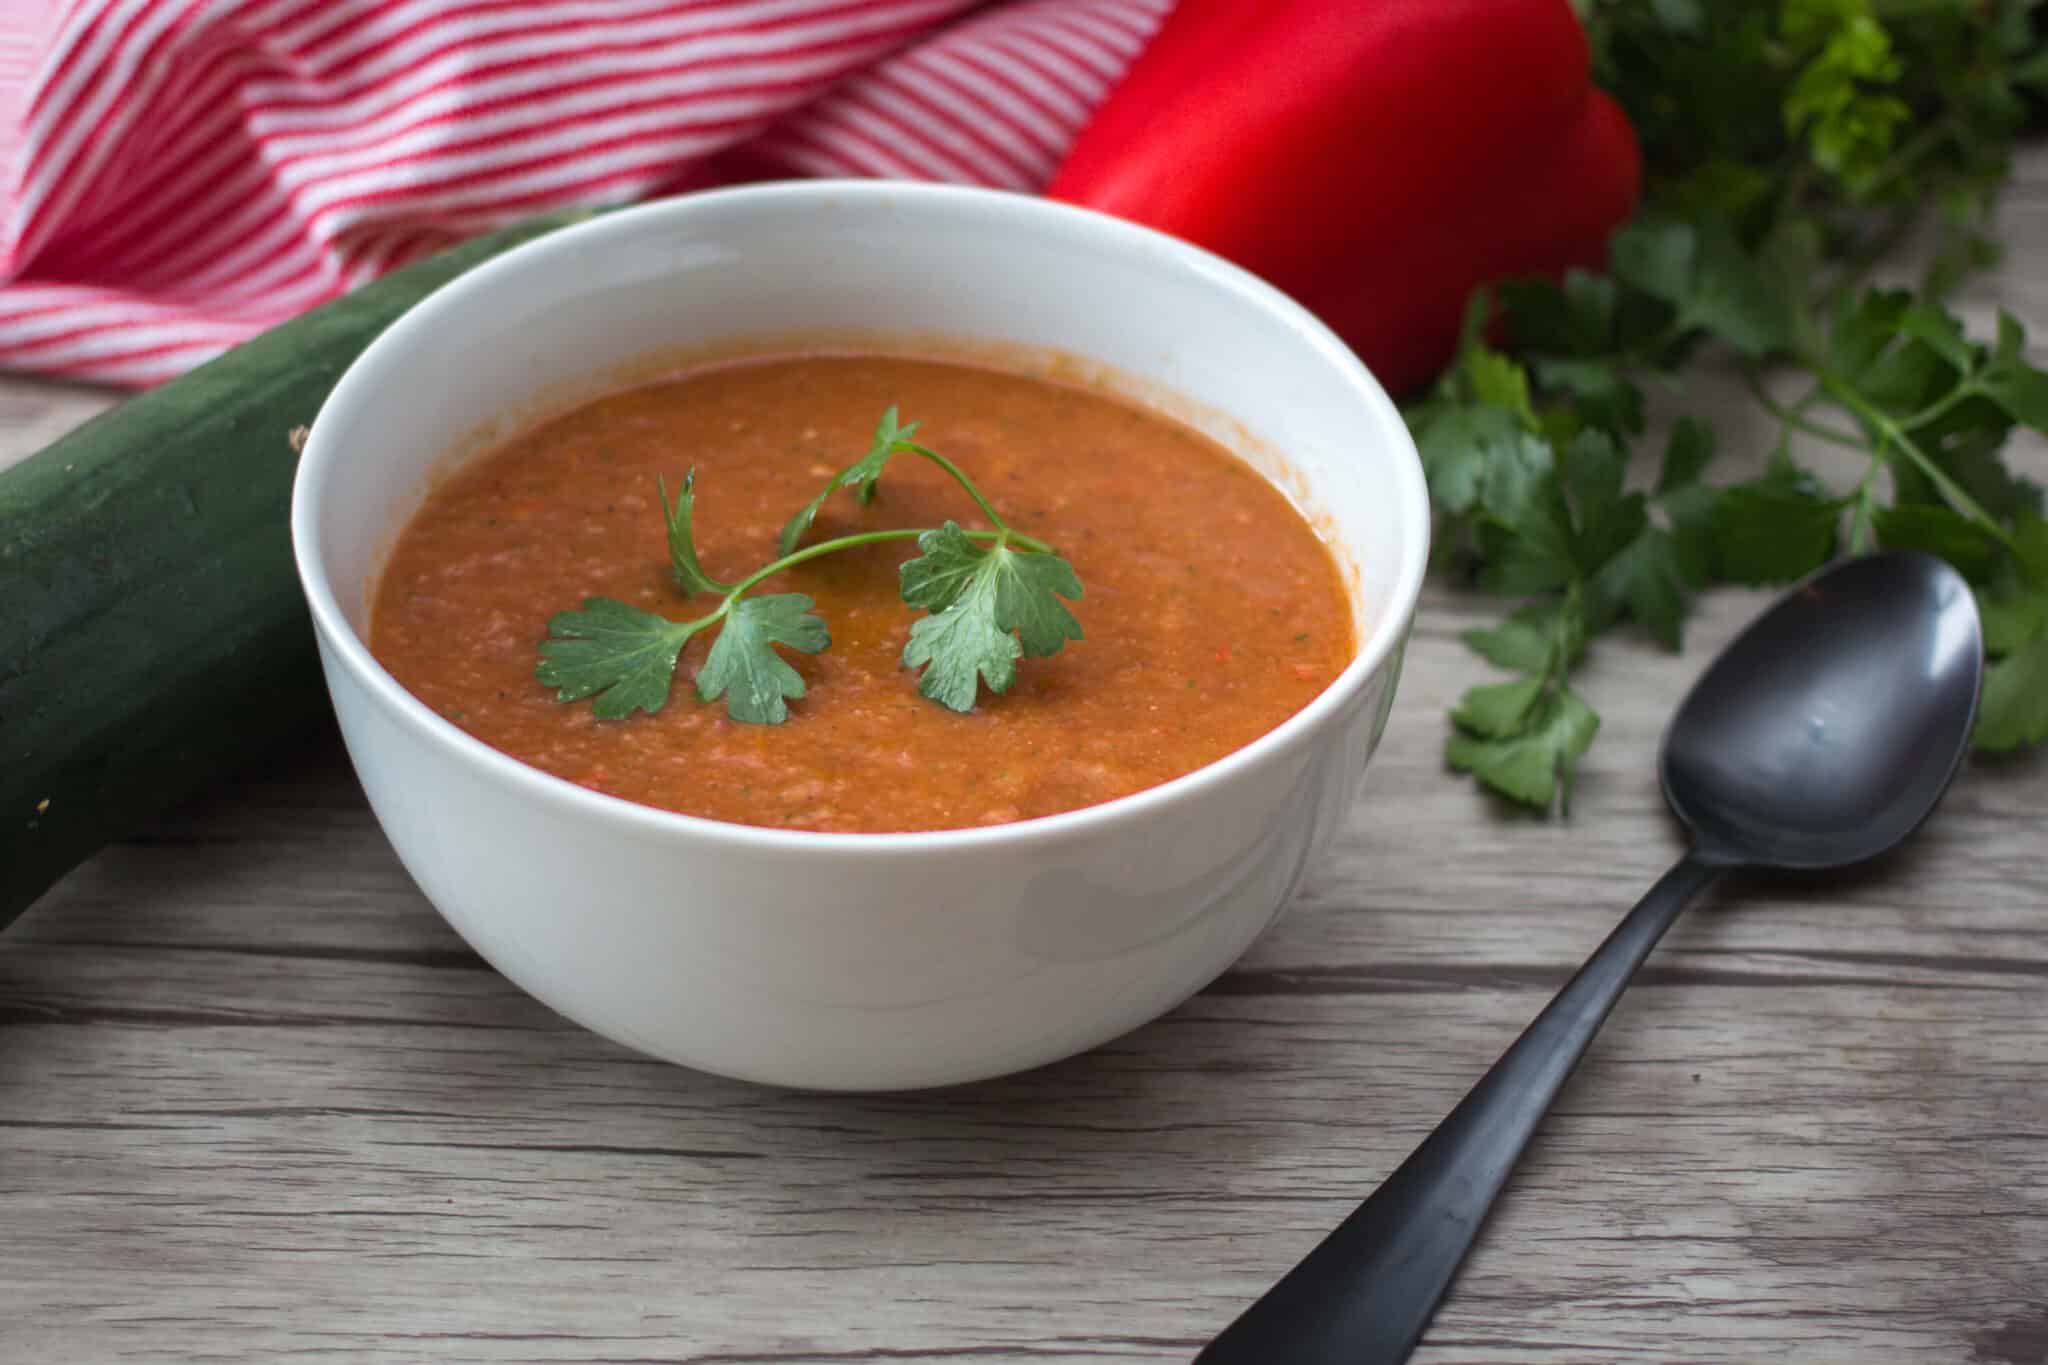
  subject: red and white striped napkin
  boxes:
[0,0,1172,388]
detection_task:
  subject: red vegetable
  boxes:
[1046,0,1640,396]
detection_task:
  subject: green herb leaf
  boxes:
[1413,404,1542,517]
[1657,417,1717,494]
[537,598,707,720]
[1612,215,1795,357]
[1825,287,1966,418]
[661,471,731,596]
[1462,600,1585,674]
[1446,685,1600,812]
[1660,480,1722,587]
[778,406,918,555]
[1609,217,1695,305]
[1651,420,1723,588]
[1975,516,2048,694]
[1780,2,1909,189]
[1451,677,1545,737]
[1977,339,2048,431]
[1467,428,1650,600]
[1895,303,1974,374]
[1500,272,1607,354]
[1462,347,1540,427]
[694,593,830,725]
[1534,356,1647,436]
[1558,429,1649,573]
[902,596,1021,711]
[1649,0,1703,33]
[1473,432,1578,595]
[2013,516,2048,586]
[900,522,1083,711]
[1976,634,2048,752]
[1871,502,2005,580]
[1979,584,2047,658]
[1710,473,1843,584]
[1593,526,1692,649]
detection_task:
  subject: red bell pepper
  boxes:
[1045,0,1640,396]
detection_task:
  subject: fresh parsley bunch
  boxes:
[1410,0,2048,809]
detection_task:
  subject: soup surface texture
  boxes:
[370,354,1353,832]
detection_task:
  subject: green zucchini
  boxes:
[1,209,600,928]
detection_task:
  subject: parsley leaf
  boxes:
[1979,582,2047,658]
[900,522,1083,712]
[1654,419,1723,590]
[1710,466,1843,584]
[1414,404,1542,519]
[1468,427,1648,598]
[1445,577,1602,811]
[1446,684,1601,813]
[902,595,1020,711]
[1871,502,2004,580]
[1973,516,2048,752]
[1462,347,1540,426]
[1472,431,1579,595]
[1500,269,1623,356]
[694,593,830,725]
[1661,478,1722,588]
[537,598,708,720]
[1594,526,1692,649]
[778,407,917,555]
[1977,635,2048,752]
[537,592,829,725]
[1611,214,1796,358]
[1532,357,1646,436]
[1557,429,1650,573]
[1451,677,1546,738]
[1977,312,2048,429]
[1463,599,1585,674]
[1657,416,1717,494]
[1780,0,1910,189]
[661,470,730,596]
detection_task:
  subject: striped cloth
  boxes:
[0,0,1172,387]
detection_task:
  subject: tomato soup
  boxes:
[369,353,1353,832]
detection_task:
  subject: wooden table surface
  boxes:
[6,190,2048,1365]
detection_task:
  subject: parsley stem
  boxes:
[1896,380,1981,434]
[1744,370,1867,450]
[1816,369,2018,548]
[1845,448,1887,555]
[718,526,1049,601]
[893,440,1014,533]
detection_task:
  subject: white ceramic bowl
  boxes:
[292,182,1429,1091]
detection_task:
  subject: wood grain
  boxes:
[5,163,2048,1363]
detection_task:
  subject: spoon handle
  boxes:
[1194,851,1722,1365]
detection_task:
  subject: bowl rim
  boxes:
[291,179,1432,856]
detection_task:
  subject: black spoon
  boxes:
[1195,549,1983,1365]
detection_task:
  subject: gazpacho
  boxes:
[369,352,1352,832]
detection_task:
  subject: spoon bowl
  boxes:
[1664,550,1982,870]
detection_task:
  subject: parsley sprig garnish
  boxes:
[1412,0,2048,811]
[535,409,1083,723]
